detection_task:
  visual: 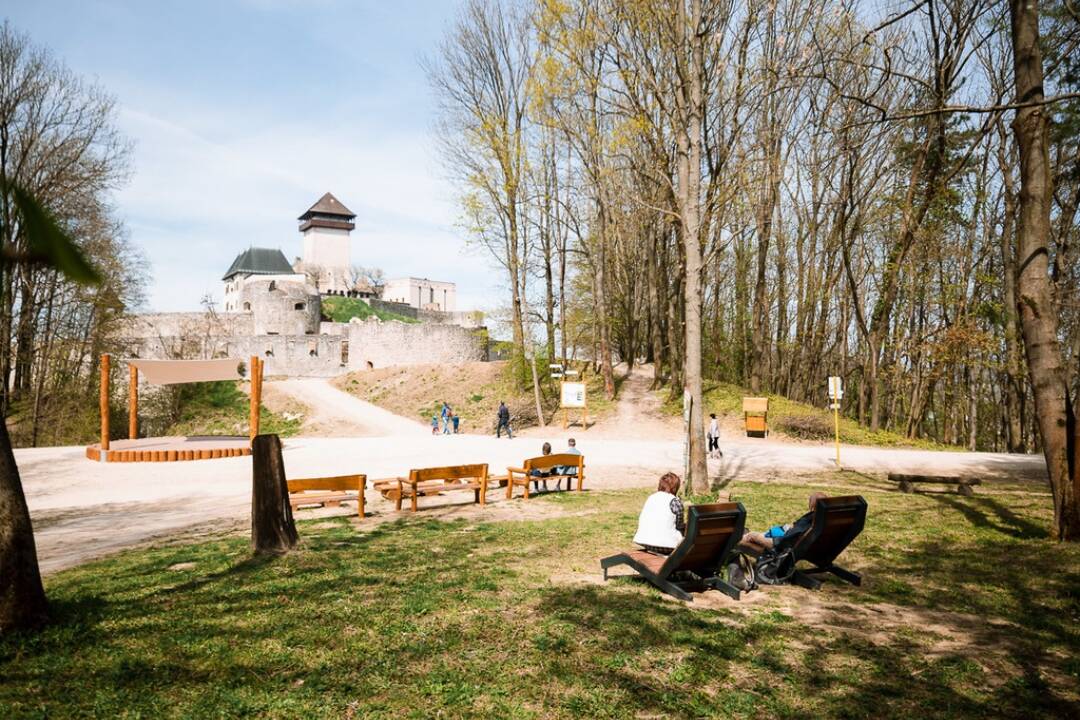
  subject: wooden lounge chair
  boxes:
[600,502,747,602]
[373,464,489,512]
[505,453,585,499]
[287,474,366,517]
[777,495,867,590]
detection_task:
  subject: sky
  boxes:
[3,0,503,315]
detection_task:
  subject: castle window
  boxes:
[269,281,276,291]
[341,341,349,366]
[243,302,251,311]
[308,341,318,357]
[294,302,305,311]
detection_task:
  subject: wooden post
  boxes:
[100,354,110,451]
[128,365,138,439]
[249,356,261,444]
[251,434,298,555]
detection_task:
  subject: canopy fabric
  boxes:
[128,359,244,385]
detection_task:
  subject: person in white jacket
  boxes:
[633,472,686,554]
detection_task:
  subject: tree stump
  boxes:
[251,434,299,555]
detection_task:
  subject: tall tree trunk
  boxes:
[1009,0,1079,540]
[998,128,1026,453]
[676,0,708,494]
[251,434,299,555]
[0,413,48,632]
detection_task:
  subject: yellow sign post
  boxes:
[828,376,843,469]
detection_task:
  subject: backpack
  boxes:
[753,547,796,585]
[727,553,758,592]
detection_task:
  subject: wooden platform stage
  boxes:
[86,436,252,462]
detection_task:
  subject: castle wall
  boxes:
[117,314,487,378]
[347,318,486,370]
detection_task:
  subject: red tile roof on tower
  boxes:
[298,192,356,221]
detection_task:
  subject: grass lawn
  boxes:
[321,296,418,324]
[2,473,1077,718]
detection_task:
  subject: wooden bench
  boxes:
[287,474,366,517]
[374,464,489,512]
[505,453,585,499]
[743,397,769,437]
[889,473,980,496]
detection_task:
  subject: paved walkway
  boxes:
[20,376,1047,573]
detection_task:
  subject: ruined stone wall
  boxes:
[347,318,486,371]
[117,313,487,377]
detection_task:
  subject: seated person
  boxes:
[552,438,581,490]
[530,442,553,492]
[740,492,827,554]
[632,473,685,555]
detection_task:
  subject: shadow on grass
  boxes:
[925,494,1048,540]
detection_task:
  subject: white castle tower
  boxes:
[298,192,355,293]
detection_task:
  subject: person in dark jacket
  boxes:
[496,401,513,439]
[739,492,827,553]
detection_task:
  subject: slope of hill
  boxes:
[332,361,615,433]
[668,381,954,450]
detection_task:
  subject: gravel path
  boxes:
[20,372,1047,574]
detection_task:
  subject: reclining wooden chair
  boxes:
[600,502,746,602]
[783,495,867,590]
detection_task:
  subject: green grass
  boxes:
[667,381,954,450]
[2,472,1076,718]
[321,296,418,324]
[167,381,302,438]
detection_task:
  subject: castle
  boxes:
[119,193,486,377]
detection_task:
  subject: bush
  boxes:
[775,414,833,440]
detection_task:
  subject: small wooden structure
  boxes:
[505,453,585,499]
[288,474,367,517]
[374,464,490,512]
[86,354,264,462]
[600,502,747,602]
[889,473,980,497]
[742,397,769,437]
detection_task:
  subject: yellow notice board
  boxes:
[561,382,587,409]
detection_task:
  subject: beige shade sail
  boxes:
[128,359,245,385]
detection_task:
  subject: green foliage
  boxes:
[3,180,101,285]
[1,474,1076,717]
[167,381,301,438]
[320,296,417,324]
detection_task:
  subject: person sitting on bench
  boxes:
[632,472,686,555]
[530,442,553,492]
[551,438,581,490]
[740,492,828,553]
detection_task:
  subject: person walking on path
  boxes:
[441,401,451,434]
[496,401,513,439]
[452,412,460,434]
[431,414,439,435]
[707,413,722,458]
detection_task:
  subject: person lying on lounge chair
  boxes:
[739,492,828,554]
[632,472,686,555]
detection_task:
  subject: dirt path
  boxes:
[20,376,1046,573]
[271,377,426,436]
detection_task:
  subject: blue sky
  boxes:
[4,0,502,314]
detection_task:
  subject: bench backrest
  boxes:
[524,453,584,472]
[287,474,365,493]
[410,464,488,483]
[660,502,746,578]
[742,397,769,414]
[791,495,867,567]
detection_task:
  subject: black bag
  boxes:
[754,548,795,585]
